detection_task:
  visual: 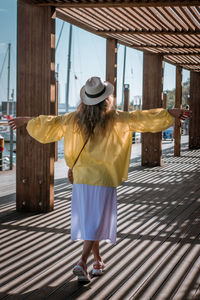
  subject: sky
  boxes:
[0,0,190,107]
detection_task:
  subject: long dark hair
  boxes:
[75,96,115,138]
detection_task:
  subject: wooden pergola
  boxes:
[17,0,200,212]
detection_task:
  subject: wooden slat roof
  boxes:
[31,1,200,71]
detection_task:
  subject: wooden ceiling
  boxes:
[31,1,200,72]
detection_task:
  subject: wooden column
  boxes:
[174,66,182,156]
[106,38,117,104]
[55,74,58,162]
[189,71,200,149]
[17,0,56,212]
[123,84,129,112]
[163,92,168,109]
[142,53,163,167]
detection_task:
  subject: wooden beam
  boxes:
[17,0,56,212]
[106,38,117,103]
[176,62,200,65]
[189,71,200,149]
[163,57,200,70]
[163,52,200,56]
[37,1,200,8]
[96,29,200,35]
[130,45,200,50]
[142,53,163,167]
[174,66,182,157]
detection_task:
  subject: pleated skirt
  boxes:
[71,183,117,244]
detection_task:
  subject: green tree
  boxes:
[164,78,190,108]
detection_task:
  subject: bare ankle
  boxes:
[79,257,87,265]
[94,255,102,263]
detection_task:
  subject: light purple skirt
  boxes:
[71,184,117,244]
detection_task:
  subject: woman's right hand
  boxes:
[8,117,32,130]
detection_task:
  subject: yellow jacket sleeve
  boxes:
[129,108,174,133]
[26,114,68,144]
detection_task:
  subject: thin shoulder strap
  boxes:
[72,137,89,169]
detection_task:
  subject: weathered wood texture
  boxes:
[189,71,200,149]
[106,38,117,103]
[174,66,182,157]
[123,86,129,112]
[142,53,163,167]
[17,0,56,212]
[1,144,200,300]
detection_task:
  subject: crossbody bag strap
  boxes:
[72,137,89,170]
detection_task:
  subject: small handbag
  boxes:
[68,138,89,184]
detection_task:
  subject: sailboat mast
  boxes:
[65,24,72,113]
[7,43,11,102]
[7,43,11,115]
[121,45,126,109]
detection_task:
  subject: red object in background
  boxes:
[0,138,4,152]
[6,115,12,120]
[184,110,191,116]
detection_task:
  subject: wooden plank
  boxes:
[150,45,200,49]
[189,71,200,149]
[17,0,56,212]
[174,66,182,157]
[142,53,163,167]
[106,38,117,103]
[36,1,200,8]
[95,29,200,35]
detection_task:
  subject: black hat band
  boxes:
[85,86,106,98]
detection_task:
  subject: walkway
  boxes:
[0,140,200,300]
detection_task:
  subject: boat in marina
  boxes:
[0,129,16,142]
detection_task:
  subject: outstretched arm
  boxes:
[128,108,191,133]
[8,117,34,130]
[8,115,68,144]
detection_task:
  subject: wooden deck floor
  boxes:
[0,142,200,300]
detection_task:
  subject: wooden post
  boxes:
[142,53,163,167]
[17,0,56,212]
[123,84,129,112]
[55,73,58,162]
[189,71,200,149]
[106,38,117,105]
[163,92,168,109]
[174,66,182,157]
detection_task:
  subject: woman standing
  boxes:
[9,76,189,282]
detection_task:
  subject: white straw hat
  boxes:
[80,77,114,105]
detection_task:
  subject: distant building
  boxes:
[130,96,142,111]
[1,101,16,116]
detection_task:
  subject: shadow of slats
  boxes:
[0,144,200,300]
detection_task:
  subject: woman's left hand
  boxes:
[168,108,192,120]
